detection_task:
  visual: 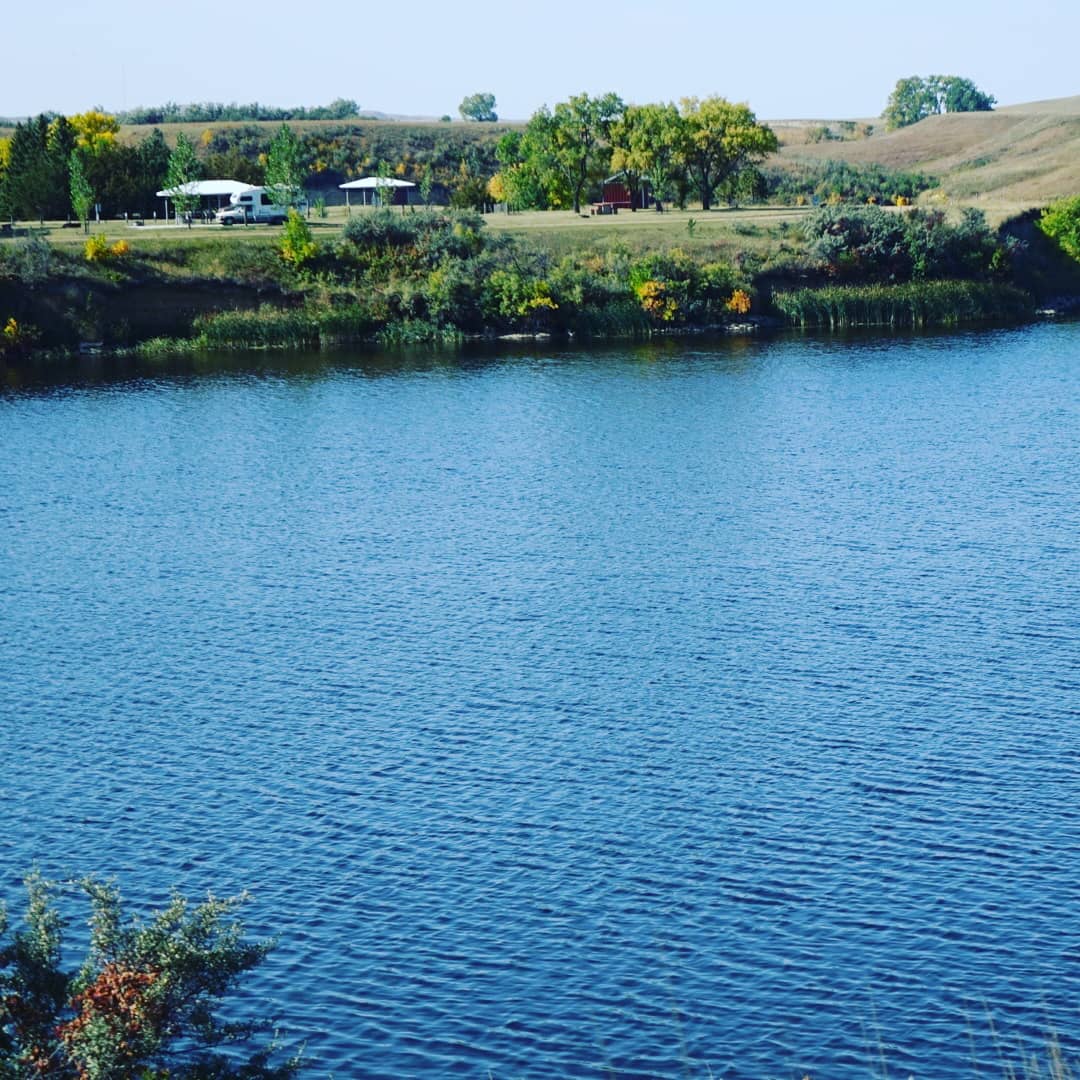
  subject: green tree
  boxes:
[204,148,264,186]
[609,102,684,209]
[941,76,995,113]
[0,870,301,1078]
[264,122,306,210]
[677,97,778,211]
[523,92,625,214]
[419,163,434,206]
[494,131,549,210]
[459,92,498,122]
[163,131,202,223]
[69,151,94,234]
[1038,194,1080,261]
[134,128,173,217]
[3,116,52,223]
[45,117,78,219]
[884,75,995,130]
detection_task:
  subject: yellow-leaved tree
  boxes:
[70,111,121,155]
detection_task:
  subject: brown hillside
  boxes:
[779,98,1080,211]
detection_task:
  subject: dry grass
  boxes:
[777,97,1080,212]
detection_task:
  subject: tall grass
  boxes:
[772,280,1034,329]
[192,302,379,350]
[193,306,320,350]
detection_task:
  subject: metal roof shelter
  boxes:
[156,180,252,220]
[339,177,416,209]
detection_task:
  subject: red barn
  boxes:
[602,174,653,210]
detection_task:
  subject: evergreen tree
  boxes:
[136,128,172,216]
[3,116,51,223]
[46,116,77,219]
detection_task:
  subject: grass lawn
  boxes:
[3,203,811,265]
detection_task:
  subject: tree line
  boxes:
[492,93,778,213]
[3,81,987,225]
[0,112,172,224]
[116,98,362,125]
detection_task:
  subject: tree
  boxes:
[419,163,434,206]
[2,116,52,223]
[494,131,549,210]
[69,151,94,233]
[459,93,498,122]
[1038,194,1080,261]
[135,128,173,215]
[941,76,996,114]
[884,75,995,130]
[204,148,264,186]
[0,870,301,1078]
[609,102,684,209]
[70,110,121,154]
[676,97,778,211]
[264,123,306,210]
[163,132,202,223]
[45,117,78,219]
[0,136,10,220]
[523,92,625,214]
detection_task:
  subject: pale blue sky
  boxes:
[5,0,1077,121]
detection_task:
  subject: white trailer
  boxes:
[216,187,305,225]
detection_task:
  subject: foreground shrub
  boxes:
[0,870,301,1078]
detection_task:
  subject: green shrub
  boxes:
[279,209,318,268]
[0,870,300,1079]
[0,233,53,286]
[340,208,485,262]
[763,160,938,205]
[803,205,999,282]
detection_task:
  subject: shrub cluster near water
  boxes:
[1,200,1070,356]
[186,208,759,351]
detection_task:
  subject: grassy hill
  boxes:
[779,97,1080,211]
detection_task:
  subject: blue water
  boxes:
[3,325,1079,1078]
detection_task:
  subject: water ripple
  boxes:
[3,325,1080,1077]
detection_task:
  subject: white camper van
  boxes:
[216,187,302,225]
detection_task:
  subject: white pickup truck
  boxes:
[215,187,296,225]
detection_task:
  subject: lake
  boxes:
[3,324,1079,1078]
